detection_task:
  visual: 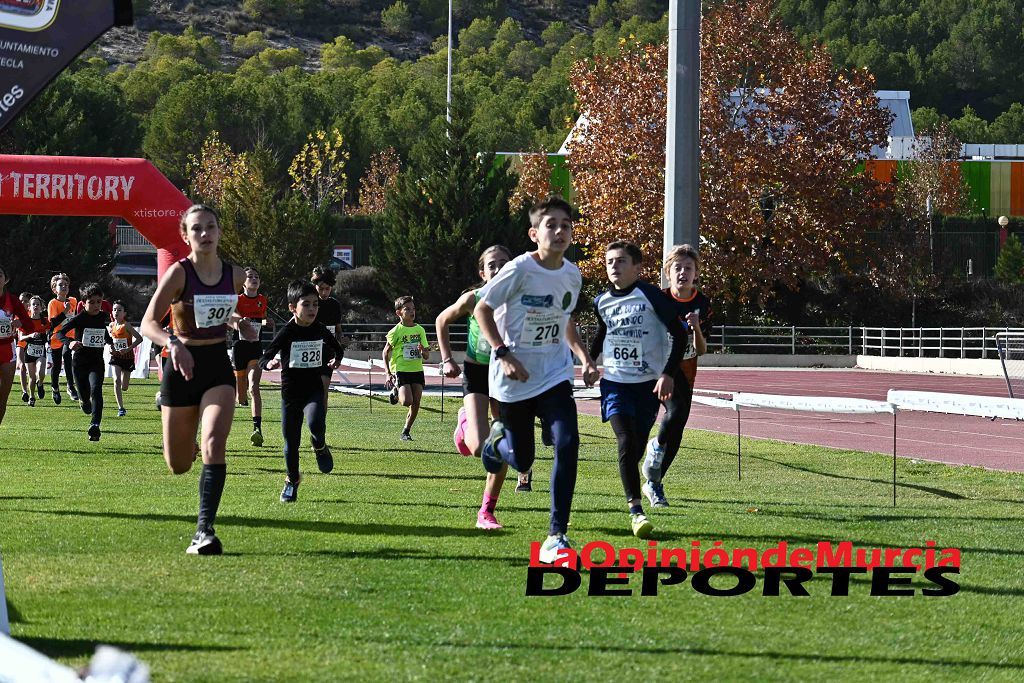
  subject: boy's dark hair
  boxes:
[244,266,259,279]
[311,265,337,287]
[288,280,319,306]
[394,295,414,312]
[606,240,643,264]
[79,282,103,300]
[112,300,126,308]
[663,244,700,275]
[528,196,574,228]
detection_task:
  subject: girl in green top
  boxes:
[435,245,513,530]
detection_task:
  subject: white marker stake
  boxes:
[1,550,9,635]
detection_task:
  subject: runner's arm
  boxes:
[434,291,475,366]
[588,301,607,362]
[258,325,289,371]
[141,264,185,347]
[324,326,344,363]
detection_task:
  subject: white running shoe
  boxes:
[631,513,654,538]
[642,437,665,483]
[538,533,573,564]
[642,480,669,508]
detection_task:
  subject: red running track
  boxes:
[578,368,1023,473]
[265,363,1022,473]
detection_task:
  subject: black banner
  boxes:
[0,0,132,132]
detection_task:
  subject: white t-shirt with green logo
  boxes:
[479,252,581,403]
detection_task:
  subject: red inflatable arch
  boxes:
[0,155,193,279]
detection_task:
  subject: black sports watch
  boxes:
[494,344,510,359]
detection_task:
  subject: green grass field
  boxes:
[2,379,1024,681]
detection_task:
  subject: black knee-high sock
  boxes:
[253,416,262,430]
[197,463,227,533]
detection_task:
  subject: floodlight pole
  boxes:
[446,0,453,127]
[663,0,702,285]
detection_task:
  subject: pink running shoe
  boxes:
[476,509,503,530]
[453,406,472,456]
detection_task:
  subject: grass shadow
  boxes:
[15,508,485,538]
[748,453,968,500]
[430,640,1024,670]
[19,636,241,659]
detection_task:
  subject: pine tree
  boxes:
[373,96,530,316]
[995,233,1024,284]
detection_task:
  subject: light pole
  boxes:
[663,0,702,284]
[446,0,453,126]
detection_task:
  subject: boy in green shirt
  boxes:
[383,295,430,440]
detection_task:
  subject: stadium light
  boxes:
[446,0,453,127]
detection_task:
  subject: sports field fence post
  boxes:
[848,326,852,355]
[440,369,445,422]
[368,364,372,413]
[892,411,897,507]
[791,326,796,354]
[736,406,742,481]
[0,550,8,635]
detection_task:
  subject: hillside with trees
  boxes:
[1,0,1020,326]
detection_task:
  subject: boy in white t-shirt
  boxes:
[475,197,599,563]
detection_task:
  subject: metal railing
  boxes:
[115,225,156,253]
[214,322,1024,360]
[860,327,1024,359]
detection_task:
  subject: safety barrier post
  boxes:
[1,550,8,635]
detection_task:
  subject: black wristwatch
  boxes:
[167,333,181,346]
[495,344,510,359]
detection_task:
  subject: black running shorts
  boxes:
[396,370,425,388]
[109,355,136,372]
[462,360,489,396]
[161,342,235,407]
[232,340,263,371]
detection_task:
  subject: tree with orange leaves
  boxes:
[567,0,893,306]
[349,147,402,216]
[510,151,554,212]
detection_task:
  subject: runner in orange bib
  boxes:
[47,273,79,404]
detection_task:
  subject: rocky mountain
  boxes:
[94,0,596,68]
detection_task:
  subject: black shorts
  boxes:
[232,340,263,371]
[396,371,425,388]
[109,355,136,372]
[462,360,489,396]
[160,342,235,407]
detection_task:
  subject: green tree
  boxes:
[995,234,1024,284]
[216,145,336,308]
[990,103,1024,143]
[372,97,529,315]
[232,31,268,57]
[0,68,140,157]
[949,105,990,143]
[911,106,944,134]
[381,1,413,37]
[0,216,115,298]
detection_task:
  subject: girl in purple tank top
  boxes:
[141,204,246,556]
